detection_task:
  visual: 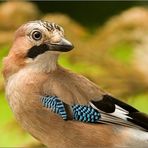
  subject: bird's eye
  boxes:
[32,31,42,41]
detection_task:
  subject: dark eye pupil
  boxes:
[32,31,42,40]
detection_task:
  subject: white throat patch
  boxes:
[26,52,59,73]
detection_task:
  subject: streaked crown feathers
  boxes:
[25,20,64,33]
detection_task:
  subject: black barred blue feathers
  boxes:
[41,96,67,120]
[41,96,101,123]
[72,105,101,122]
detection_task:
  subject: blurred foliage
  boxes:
[32,1,148,30]
[0,1,148,147]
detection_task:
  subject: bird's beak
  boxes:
[47,37,74,52]
[26,37,74,58]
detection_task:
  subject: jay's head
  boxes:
[3,20,74,79]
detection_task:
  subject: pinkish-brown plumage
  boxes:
[3,20,148,148]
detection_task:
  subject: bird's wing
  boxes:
[41,95,148,131]
[42,67,148,131]
[90,94,148,131]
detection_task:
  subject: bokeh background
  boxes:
[0,1,148,147]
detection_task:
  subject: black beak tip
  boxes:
[68,44,74,50]
[61,43,74,52]
[58,38,74,52]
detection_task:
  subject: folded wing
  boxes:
[90,94,148,131]
[41,95,148,131]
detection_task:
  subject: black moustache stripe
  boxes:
[26,44,49,59]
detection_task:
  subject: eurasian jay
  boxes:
[3,20,148,148]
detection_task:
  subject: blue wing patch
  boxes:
[72,105,101,122]
[41,96,67,120]
[41,96,101,123]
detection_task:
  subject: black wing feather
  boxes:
[128,112,148,130]
[91,94,148,131]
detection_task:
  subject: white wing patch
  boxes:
[110,105,132,120]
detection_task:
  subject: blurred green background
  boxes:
[0,1,148,147]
